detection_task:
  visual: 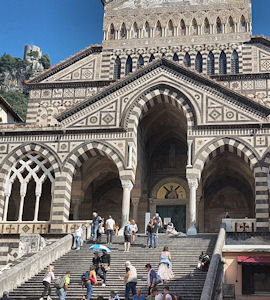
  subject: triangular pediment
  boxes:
[56,58,270,129]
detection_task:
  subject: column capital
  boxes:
[187,139,193,145]
[131,197,139,207]
[121,179,133,191]
[187,178,198,190]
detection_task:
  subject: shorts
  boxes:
[131,231,136,236]
[124,235,131,243]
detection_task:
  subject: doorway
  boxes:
[157,205,186,232]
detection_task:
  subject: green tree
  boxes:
[39,54,51,69]
[0,91,28,121]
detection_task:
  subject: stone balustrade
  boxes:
[222,218,257,233]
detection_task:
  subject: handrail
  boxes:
[200,223,226,300]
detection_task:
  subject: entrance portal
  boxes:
[157,205,186,232]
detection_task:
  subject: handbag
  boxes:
[101,263,110,271]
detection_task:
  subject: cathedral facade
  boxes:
[0,0,270,234]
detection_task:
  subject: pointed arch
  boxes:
[183,52,191,67]
[137,55,144,69]
[195,52,203,73]
[204,18,210,34]
[168,20,174,37]
[114,56,121,79]
[180,19,186,35]
[240,15,247,32]
[125,56,133,75]
[219,51,227,74]
[173,53,179,62]
[109,24,115,40]
[145,21,150,38]
[133,22,139,38]
[156,21,162,37]
[192,18,198,35]
[216,17,222,34]
[207,52,215,75]
[120,23,127,39]
[231,50,239,74]
[149,54,155,62]
[228,16,235,33]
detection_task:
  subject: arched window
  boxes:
[231,50,239,74]
[173,53,179,62]
[145,22,150,38]
[114,56,121,79]
[216,17,222,34]
[125,56,132,75]
[228,17,235,33]
[109,24,115,40]
[180,19,186,35]
[137,55,144,69]
[240,15,247,32]
[149,54,155,62]
[156,21,162,37]
[204,18,210,34]
[120,23,127,39]
[219,51,227,74]
[195,52,203,73]
[168,20,174,37]
[207,52,215,75]
[133,22,139,38]
[192,19,198,35]
[183,53,191,67]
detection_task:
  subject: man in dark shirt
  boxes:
[150,220,158,248]
[100,249,111,286]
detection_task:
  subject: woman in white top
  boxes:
[40,265,57,300]
[130,219,138,243]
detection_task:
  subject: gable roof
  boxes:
[246,36,270,48]
[25,45,102,84]
[0,95,24,123]
[57,58,270,122]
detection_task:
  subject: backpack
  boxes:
[54,276,65,289]
[124,225,130,236]
[81,271,90,282]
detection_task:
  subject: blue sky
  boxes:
[0,0,269,66]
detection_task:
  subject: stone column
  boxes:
[121,180,133,228]
[18,182,27,222]
[127,142,134,169]
[187,178,198,235]
[3,181,12,221]
[187,140,193,167]
[34,182,42,221]
[131,198,139,222]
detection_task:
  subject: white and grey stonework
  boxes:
[0,0,270,234]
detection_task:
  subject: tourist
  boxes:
[153,213,163,234]
[120,261,137,300]
[109,291,120,300]
[150,219,158,248]
[124,222,131,252]
[146,287,161,300]
[100,249,111,286]
[74,224,83,250]
[56,271,71,300]
[0,291,11,300]
[39,265,57,300]
[97,218,105,243]
[91,212,101,242]
[146,219,153,247]
[197,252,210,271]
[81,270,93,300]
[92,252,105,284]
[157,246,174,282]
[145,264,162,295]
[106,215,116,244]
[130,219,138,243]
[166,222,178,236]
[162,286,177,300]
[133,289,145,300]
[225,212,231,219]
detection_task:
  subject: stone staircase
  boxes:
[9,234,217,300]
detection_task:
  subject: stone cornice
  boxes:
[25,45,102,84]
[25,80,113,90]
[56,58,270,122]
[245,36,270,48]
[212,72,270,81]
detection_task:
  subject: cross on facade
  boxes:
[240,222,249,232]
[257,137,265,145]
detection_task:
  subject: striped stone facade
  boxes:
[0,0,270,233]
